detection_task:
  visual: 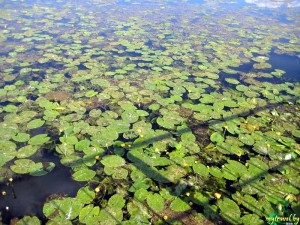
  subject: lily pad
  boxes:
[101,155,126,168]
[27,119,45,130]
[12,132,30,142]
[72,167,96,181]
[29,134,50,146]
[146,193,165,213]
[170,197,191,212]
[217,197,241,224]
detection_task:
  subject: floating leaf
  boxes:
[27,119,45,129]
[29,134,50,146]
[16,216,41,225]
[101,155,125,167]
[170,197,191,212]
[72,167,96,181]
[146,193,165,212]
[0,140,17,166]
[10,159,35,174]
[79,205,100,225]
[12,132,30,142]
[43,197,83,221]
[16,145,39,158]
[108,194,126,209]
[218,197,241,224]
[210,132,224,143]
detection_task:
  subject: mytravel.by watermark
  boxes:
[266,214,300,225]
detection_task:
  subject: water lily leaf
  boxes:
[209,167,223,178]
[247,157,269,176]
[17,145,39,158]
[89,109,102,118]
[12,132,30,142]
[225,78,240,85]
[159,164,187,183]
[127,200,151,222]
[146,193,165,212]
[30,162,55,176]
[16,216,41,225]
[43,197,83,221]
[60,135,78,145]
[240,214,264,225]
[101,155,125,167]
[210,132,224,143]
[123,130,138,139]
[98,207,123,224]
[238,133,255,146]
[104,166,128,179]
[72,167,96,181]
[56,143,75,157]
[0,140,17,166]
[75,139,91,151]
[91,127,118,147]
[170,197,191,212]
[192,163,209,177]
[121,111,139,123]
[108,194,126,209]
[157,117,175,129]
[107,120,130,133]
[217,197,240,224]
[85,90,98,98]
[0,122,18,140]
[79,204,100,225]
[129,177,151,192]
[29,134,50,146]
[292,130,300,138]
[27,119,45,130]
[134,188,149,201]
[77,186,95,204]
[223,160,247,179]
[232,192,263,216]
[10,159,35,174]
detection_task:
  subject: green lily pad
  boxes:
[108,194,126,209]
[43,197,83,221]
[170,197,191,212]
[27,119,45,129]
[10,159,35,174]
[217,197,241,224]
[193,162,209,177]
[85,90,98,98]
[0,140,17,166]
[121,111,139,123]
[12,132,30,142]
[146,193,165,213]
[16,216,41,225]
[210,132,224,143]
[30,162,55,176]
[16,145,39,158]
[101,155,126,167]
[77,186,95,204]
[225,78,240,85]
[292,130,300,138]
[75,139,91,151]
[72,167,96,181]
[79,205,100,225]
[29,134,50,146]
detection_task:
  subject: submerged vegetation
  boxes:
[0,0,299,224]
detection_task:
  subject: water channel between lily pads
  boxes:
[0,0,299,224]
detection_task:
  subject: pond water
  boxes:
[0,0,299,224]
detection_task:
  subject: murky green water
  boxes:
[0,0,299,224]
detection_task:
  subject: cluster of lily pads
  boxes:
[0,0,299,224]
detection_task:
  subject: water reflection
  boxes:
[245,0,300,8]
